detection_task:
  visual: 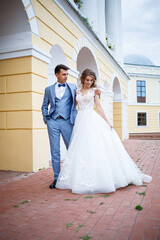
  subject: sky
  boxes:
[122,0,160,66]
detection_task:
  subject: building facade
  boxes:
[124,54,160,139]
[0,0,139,172]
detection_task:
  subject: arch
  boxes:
[0,0,30,37]
[73,37,100,86]
[0,0,39,38]
[113,78,122,100]
[112,72,122,101]
[21,0,40,36]
[112,72,123,139]
[0,0,41,60]
[48,44,67,86]
[73,37,98,62]
[76,47,100,87]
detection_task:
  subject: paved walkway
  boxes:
[0,140,160,240]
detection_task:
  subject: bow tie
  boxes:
[58,83,66,88]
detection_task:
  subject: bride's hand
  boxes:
[95,88,101,96]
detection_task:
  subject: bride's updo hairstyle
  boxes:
[80,69,97,88]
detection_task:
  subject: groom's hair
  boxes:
[54,64,70,74]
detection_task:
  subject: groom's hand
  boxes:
[95,89,101,96]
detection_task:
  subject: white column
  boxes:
[104,90,114,121]
[97,0,106,44]
[80,0,98,34]
[128,79,132,103]
[105,0,123,65]
[48,67,56,86]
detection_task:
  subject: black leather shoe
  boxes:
[49,180,57,189]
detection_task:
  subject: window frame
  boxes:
[136,111,148,127]
[136,80,146,103]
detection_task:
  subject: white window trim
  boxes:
[136,111,148,127]
[136,80,147,104]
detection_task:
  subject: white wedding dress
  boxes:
[56,89,152,194]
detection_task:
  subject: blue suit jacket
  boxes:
[41,83,77,124]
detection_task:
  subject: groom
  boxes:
[41,64,77,188]
[42,64,101,189]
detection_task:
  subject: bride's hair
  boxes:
[80,69,97,88]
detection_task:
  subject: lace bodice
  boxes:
[76,89,95,111]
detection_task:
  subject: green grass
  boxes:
[64,198,79,201]
[136,191,146,196]
[87,210,96,214]
[135,205,143,211]
[38,167,45,171]
[84,196,93,199]
[14,200,30,207]
[76,224,84,232]
[21,200,30,204]
[65,222,73,228]
[80,234,92,240]
[141,185,147,187]
[100,194,110,198]
[99,202,105,205]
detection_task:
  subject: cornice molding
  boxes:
[0,44,52,63]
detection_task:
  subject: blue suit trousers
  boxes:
[47,117,73,180]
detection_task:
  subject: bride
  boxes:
[56,69,152,194]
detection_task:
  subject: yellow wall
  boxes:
[113,102,123,139]
[0,56,49,172]
[128,74,160,134]
[128,105,160,133]
[129,77,159,104]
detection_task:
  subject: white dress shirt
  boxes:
[55,82,66,99]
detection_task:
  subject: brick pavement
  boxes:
[0,140,160,240]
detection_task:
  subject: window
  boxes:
[137,112,147,126]
[137,81,146,103]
